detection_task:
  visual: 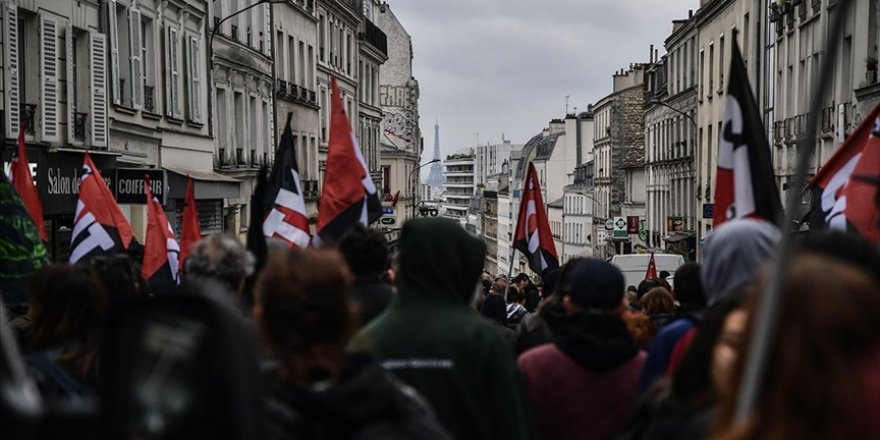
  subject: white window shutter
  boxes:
[129,8,142,110]
[165,25,180,118]
[186,33,201,122]
[66,23,76,144]
[4,3,19,139]
[107,0,120,105]
[40,15,60,142]
[89,31,108,147]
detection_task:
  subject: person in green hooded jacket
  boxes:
[356,218,534,440]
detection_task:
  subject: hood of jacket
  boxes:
[553,311,640,371]
[395,218,486,306]
[701,219,780,305]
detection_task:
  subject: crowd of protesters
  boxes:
[4,216,880,439]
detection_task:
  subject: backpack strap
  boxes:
[26,352,83,397]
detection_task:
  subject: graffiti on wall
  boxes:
[380,85,418,146]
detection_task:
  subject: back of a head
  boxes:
[673,262,706,309]
[491,279,507,294]
[506,285,524,304]
[714,253,880,439]
[185,234,255,291]
[396,218,486,303]
[797,231,880,279]
[701,219,780,305]
[560,259,625,311]
[255,249,354,360]
[27,264,107,350]
[636,278,660,300]
[479,294,507,325]
[337,224,391,280]
[640,287,675,316]
[84,254,138,305]
[542,268,563,298]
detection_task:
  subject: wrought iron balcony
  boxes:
[21,103,36,135]
[358,19,388,58]
[73,112,87,142]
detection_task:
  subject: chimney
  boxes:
[689,9,693,19]
[650,44,654,63]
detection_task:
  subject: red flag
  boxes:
[315,76,382,245]
[513,162,559,274]
[810,102,880,246]
[142,174,180,292]
[712,41,781,227]
[179,175,201,269]
[9,125,47,242]
[391,190,401,208]
[645,252,658,280]
[69,152,134,263]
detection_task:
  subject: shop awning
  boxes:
[164,167,241,200]
[663,232,693,243]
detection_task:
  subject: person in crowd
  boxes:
[659,270,671,281]
[337,224,394,327]
[636,278,662,302]
[480,293,514,344]
[625,285,639,309]
[85,253,141,307]
[255,248,451,440]
[639,262,707,391]
[513,273,541,312]
[796,231,880,279]
[627,287,676,350]
[473,273,494,313]
[356,218,533,440]
[711,252,880,440]
[518,259,644,440]
[185,234,255,307]
[701,219,780,305]
[24,264,108,398]
[511,268,564,356]
[620,292,748,440]
[505,284,528,329]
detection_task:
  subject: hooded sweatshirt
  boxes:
[356,218,534,440]
[700,219,781,305]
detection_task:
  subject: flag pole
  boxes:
[733,2,851,421]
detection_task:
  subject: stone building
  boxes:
[768,0,880,215]
[592,64,648,258]
[272,0,321,225]
[562,162,594,262]
[645,13,698,260]
[357,0,386,184]
[376,2,420,226]
[210,0,275,237]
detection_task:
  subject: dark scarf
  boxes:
[553,311,639,371]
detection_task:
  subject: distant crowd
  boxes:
[5,216,880,440]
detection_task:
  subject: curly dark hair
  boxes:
[337,224,391,279]
[254,249,354,362]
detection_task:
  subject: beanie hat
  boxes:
[561,259,625,310]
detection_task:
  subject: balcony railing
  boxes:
[302,179,319,199]
[73,112,87,142]
[358,19,388,58]
[144,85,155,112]
[21,103,36,135]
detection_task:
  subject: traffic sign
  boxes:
[613,217,628,239]
[703,203,715,219]
[604,219,614,230]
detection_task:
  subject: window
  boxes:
[234,91,244,163]
[319,86,328,142]
[262,100,270,163]
[249,95,258,164]
[39,15,59,141]
[142,17,155,112]
[719,35,725,92]
[307,45,314,88]
[299,41,305,87]
[186,33,201,122]
[164,24,180,118]
[708,43,714,97]
[318,14,325,63]
[288,35,296,84]
[217,88,227,162]
[3,3,21,138]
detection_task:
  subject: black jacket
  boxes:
[262,353,451,440]
[351,278,393,327]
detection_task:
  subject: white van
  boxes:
[609,253,686,288]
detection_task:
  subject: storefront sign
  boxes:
[667,216,684,232]
[115,168,166,205]
[39,151,117,216]
[613,216,628,239]
[626,216,639,234]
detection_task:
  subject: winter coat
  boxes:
[262,352,451,440]
[518,312,645,440]
[618,379,714,440]
[350,277,393,327]
[511,300,566,356]
[506,303,528,328]
[639,314,699,392]
[356,218,534,440]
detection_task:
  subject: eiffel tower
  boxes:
[425,120,444,192]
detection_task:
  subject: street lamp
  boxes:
[649,98,697,128]
[409,159,440,220]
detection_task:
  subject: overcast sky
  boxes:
[385,0,700,167]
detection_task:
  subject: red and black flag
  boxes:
[810,102,880,246]
[315,76,382,245]
[9,124,47,242]
[513,162,559,274]
[645,253,658,280]
[141,175,180,293]
[712,40,782,227]
[262,112,311,248]
[69,152,134,263]
[178,175,201,269]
